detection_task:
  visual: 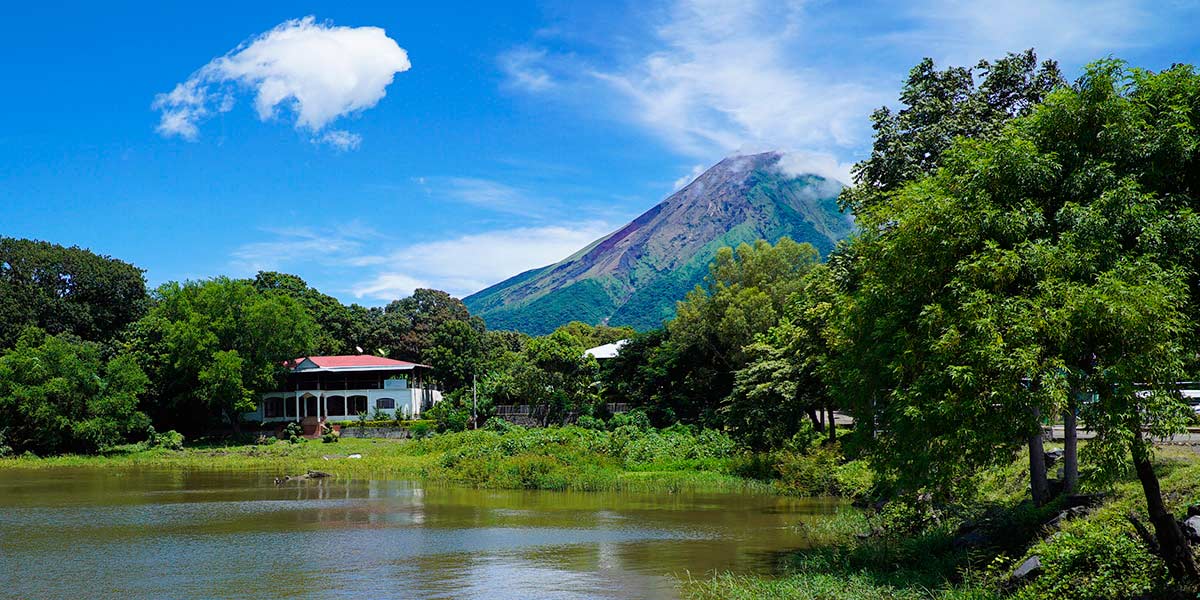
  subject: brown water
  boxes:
[0,469,845,599]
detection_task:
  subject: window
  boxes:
[376,398,395,410]
[327,395,346,417]
[263,397,284,418]
[285,396,297,418]
[347,395,368,415]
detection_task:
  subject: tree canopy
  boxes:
[0,237,148,349]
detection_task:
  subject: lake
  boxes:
[0,468,844,599]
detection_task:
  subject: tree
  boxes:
[835,49,1069,501]
[0,237,148,349]
[553,321,636,349]
[423,319,487,392]
[251,271,371,355]
[130,278,317,432]
[727,264,839,449]
[841,61,1200,580]
[368,288,482,361]
[841,49,1064,214]
[663,237,821,425]
[0,328,150,454]
[488,330,599,425]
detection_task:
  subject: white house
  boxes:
[584,339,628,360]
[242,355,443,426]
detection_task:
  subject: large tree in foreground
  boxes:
[843,61,1200,581]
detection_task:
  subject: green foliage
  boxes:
[482,329,600,424]
[408,420,432,439]
[0,237,148,349]
[370,288,484,361]
[321,431,339,443]
[283,422,303,444]
[0,328,150,454]
[149,428,184,451]
[425,402,470,433]
[422,319,486,392]
[129,277,318,432]
[841,49,1064,214]
[574,415,605,430]
[416,424,751,493]
[607,409,650,431]
[1012,517,1167,600]
[251,271,371,355]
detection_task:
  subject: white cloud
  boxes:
[501,0,1187,180]
[892,0,1149,66]
[500,48,555,91]
[413,176,553,217]
[672,164,705,190]
[154,16,410,145]
[318,129,362,151]
[353,222,613,300]
[229,221,613,302]
[775,150,854,186]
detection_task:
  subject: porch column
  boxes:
[294,394,300,422]
[321,394,327,419]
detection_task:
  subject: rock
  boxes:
[1183,516,1200,544]
[1046,506,1089,528]
[1010,555,1043,583]
[1062,494,1106,509]
[275,470,332,484]
[1187,504,1200,518]
[1043,449,1064,467]
[952,529,992,550]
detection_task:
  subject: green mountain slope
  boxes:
[464,152,853,335]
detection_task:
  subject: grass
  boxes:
[685,444,1200,600]
[0,424,774,494]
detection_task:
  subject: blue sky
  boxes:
[3,1,1198,305]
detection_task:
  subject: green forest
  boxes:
[6,51,1200,597]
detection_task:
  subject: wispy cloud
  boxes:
[352,222,613,299]
[154,16,410,146]
[500,47,556,91]
[229,221,613,302]
[890,0,1152,66]
[499,0,1188,181]
[409,176,556,217]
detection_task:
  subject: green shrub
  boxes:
[483,417,519,433]
[321,431,339,443]
[833,460,874,499]
[149,428,185,451]
[773,445,842,496]
[1011,517,1166,600]
[608,409,651,430]
[408,421,432,439]
[426,402,470,433]
[283,422,303,444]
[575,415,606,430]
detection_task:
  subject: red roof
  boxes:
[286,355,428,369]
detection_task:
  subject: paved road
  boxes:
[1046,426,1200,444]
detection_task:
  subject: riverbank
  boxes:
[686,445,1200,600]
[0,424,781,495]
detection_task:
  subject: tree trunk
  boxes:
[1063,393,1079,495]
[807,407,825,432]
[1131,436,1200,583]
[1029,407,1050,506]
[826,404,837,443]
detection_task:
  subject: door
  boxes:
[306,396,320,418]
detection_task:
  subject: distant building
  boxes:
[584,340,629,360]
[242,355,443,425]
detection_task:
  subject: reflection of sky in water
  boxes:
[0,470,842,600]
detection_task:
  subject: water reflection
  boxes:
[0,469,844,599]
